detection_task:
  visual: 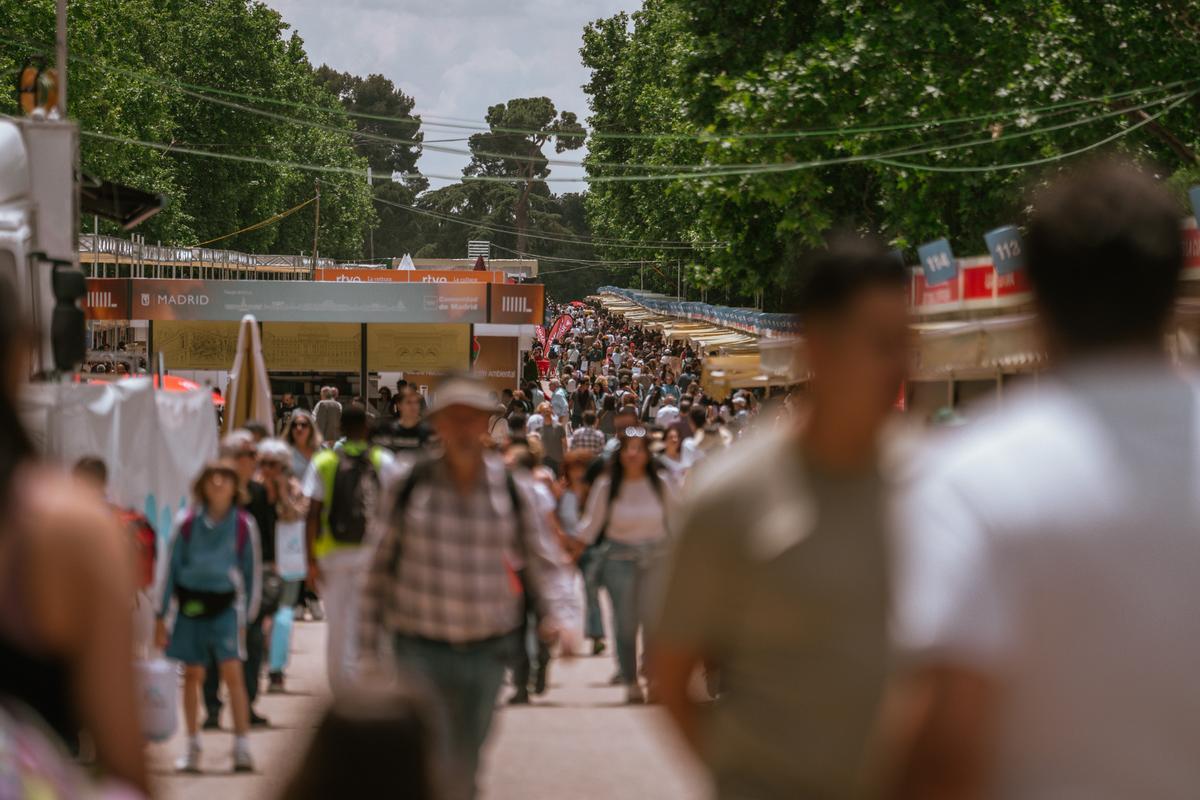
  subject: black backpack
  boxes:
[328,449,380,545]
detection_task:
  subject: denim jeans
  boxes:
[578,544,607,640]
[393,633,513,800]
[599,540,668,684]
[510,570,550,695]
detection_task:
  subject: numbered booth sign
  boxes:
[984,225,1026,276]
[918,238,957,287]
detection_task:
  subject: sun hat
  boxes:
[430,374,497,416]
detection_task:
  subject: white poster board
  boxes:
[19,378,219,544]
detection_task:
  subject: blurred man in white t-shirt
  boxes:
[893,161,1200,800]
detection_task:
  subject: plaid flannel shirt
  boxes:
[359,453,578,653]
[569,426,607,455]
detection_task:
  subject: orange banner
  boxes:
[314,268,505,284]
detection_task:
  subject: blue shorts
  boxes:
[165,606,243,665]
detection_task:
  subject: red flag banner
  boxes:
[547,313,574,343]
[534,325,548,349]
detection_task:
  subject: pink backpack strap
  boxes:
[234,511,250,558]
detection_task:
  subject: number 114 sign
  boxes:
[918,238,957,286]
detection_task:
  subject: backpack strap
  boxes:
[235,511,249,558]
[180,512,195,567]
[384,457,438,577]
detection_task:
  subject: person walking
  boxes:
[304,404,392,694]
[653,239,910,799]
[534,401,567,473]
[203,431,272,729]
[284,409,324,623]
[358,374,579,800]
[558,449,607,656]
[569,410,606,455]
[378,386,434,453]
[893,162,1200,800]
[574,428,677,703]
[157,460,262,773]
[255,439,309,694]
[313,386,343,444]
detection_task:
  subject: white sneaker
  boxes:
[308,598,325,622]
[625,683,645,705]
[233,741,255,773]
[175,741,201,773]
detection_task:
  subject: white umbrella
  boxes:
[222,314,274,434]
[398,253,415,271]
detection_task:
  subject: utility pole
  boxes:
[640,261,644,290]
[55,0,67,116]
[676,259,681,300]
[366,167,374,261]
[312,179,321,273]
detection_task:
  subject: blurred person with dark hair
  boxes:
[501,442,568,705]
[378,387,434,454]
[893,161,1200,800]
[558,449,608,655]
[0,292,148,794]
[570,410,606,455]
[278,685,439,800]
[654,237,910,799]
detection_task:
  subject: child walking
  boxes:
[156,460,261,772]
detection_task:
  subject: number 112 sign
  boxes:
[918,238,957,287]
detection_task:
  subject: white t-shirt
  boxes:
[655,404,680,427]
[895,361,1200,799]
[576,474,674,545]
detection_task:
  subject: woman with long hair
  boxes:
[658,427,690,485]
[597,393,618,438]
[575,429,675,703]
[284,408,322,477]
[259,439,310,694]
[0,282,148,793]
[641,384,663,424]
[283,409,325,622]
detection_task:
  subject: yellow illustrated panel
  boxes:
[155,321,241,370]
[367,324,470,372]
[261,323,361,372]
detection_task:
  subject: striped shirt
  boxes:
[359,453,577,650]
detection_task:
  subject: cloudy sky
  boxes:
[269,0,634,189]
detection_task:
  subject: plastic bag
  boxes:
[135,657,178,743]
[276,519,308,581]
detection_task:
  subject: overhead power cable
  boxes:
[875,92,1194,172]
[1,32,1195,145]
[68,88,1192,186]
[372,196,723,249]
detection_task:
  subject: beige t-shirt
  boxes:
[657,434,891,800]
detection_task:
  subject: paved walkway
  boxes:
[152,619,708,799]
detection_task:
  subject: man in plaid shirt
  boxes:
[359,374,579,800]
[568,410,607,454]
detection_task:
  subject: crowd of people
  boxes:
[4,160,1200,800]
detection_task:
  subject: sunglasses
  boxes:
[622,426,647,439]
[292,420,311,429]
